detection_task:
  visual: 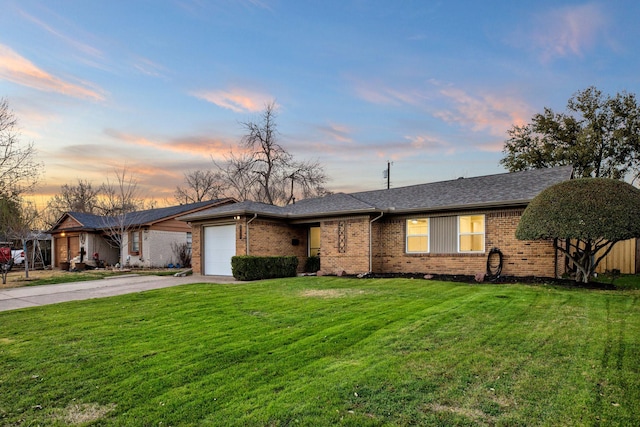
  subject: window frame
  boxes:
[186,232,193,255]
[129,230,141,255]
[457,214,485,253]
[406,218,430,253]
[309,226,321,257]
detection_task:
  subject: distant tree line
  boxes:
[1,98,330,240]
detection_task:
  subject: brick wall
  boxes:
[190,208,560,278]
[485,209,557,278]
[372,208,558,278]
[319,216,371,275]
[245,219,308,271]
[191,224,202,274]
[190,218,307,274]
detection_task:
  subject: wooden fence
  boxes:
[595,238,638,274]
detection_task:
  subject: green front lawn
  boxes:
[1,277,638,426]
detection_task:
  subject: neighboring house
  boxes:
[49,199,235,269]
[179,167,574,278]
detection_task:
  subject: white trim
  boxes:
[457,214,485,253]
[405,217,430,253]
[308,226,321,257]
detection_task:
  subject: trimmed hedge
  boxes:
[304,256,320,273]
[516,178,640,241]
[231,256,299,281]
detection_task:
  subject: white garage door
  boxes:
[203,224,236,276]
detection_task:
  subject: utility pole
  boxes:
[384,161,391,189]
[383,161,393,189]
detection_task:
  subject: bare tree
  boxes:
[99,167,144,216]
[0,98,41,199]
[240,102,289,205]
[214,151,260,202]
[1,199,39,278]
[280,159,331,205]
[174,169,226,204]
[45,179,102,226]
[216,102,329,205]
[99,167,145,268]
[0,195,20,240]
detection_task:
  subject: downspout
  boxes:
[554,238,558,278]
[369,212,384,272]
[246,214,258,255]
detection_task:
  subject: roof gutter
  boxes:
[369,211,384,272]
[245,213,258,255]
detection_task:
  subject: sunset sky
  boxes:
[1,0,638,206]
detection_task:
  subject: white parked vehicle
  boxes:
[0,247,25,274]
[12,249,25,265]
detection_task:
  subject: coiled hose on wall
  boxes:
[486,247,503,280]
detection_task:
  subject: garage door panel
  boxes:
[203,225,236,276]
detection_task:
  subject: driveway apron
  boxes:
[0,275,237,312]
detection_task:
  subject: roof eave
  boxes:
[179,209,288,222]
[381,199,532,215]
[181,206,380,222]
[285,207,379,220]
[147,198,237,226]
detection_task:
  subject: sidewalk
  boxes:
[0,274,238,312]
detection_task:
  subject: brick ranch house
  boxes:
[179,166,574,278]
[49,199,235,269]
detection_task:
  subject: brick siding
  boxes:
[244,219,308,271]
[372,208,558,277]
[191,224,202,274]
[318,216,371,275]
[191,208,560,278]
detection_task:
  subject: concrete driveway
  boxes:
[0,274,238,312]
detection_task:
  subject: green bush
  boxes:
[517,178,640,283]
[304,256,320,273]
[231,256,299,281]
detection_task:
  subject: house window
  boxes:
[458,215,485,252]
[129,231,140,255]
[406,218,429,253]
[309,226,321,257]
[186,232,192,254]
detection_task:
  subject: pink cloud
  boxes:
[530,3,610,61]
[104,129,233,158]
[0,44,105,100]
[317,122,353,143]
[132,56,167,78]
[434,87,531,139]
[18,8,103,59]
[191,88,274,112]
[353,80,427,107]
[405,134,453,154]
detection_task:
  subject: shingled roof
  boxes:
[350,166,573,213]
[180,166,573,221]
[59,212,105,230]
[51,199,235,232]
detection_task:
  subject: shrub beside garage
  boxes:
[231,256,299,281]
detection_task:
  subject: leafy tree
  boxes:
[501,87,640,181]
[216,102,329,205]
[516,178,640,283]
[174,169,226,204]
